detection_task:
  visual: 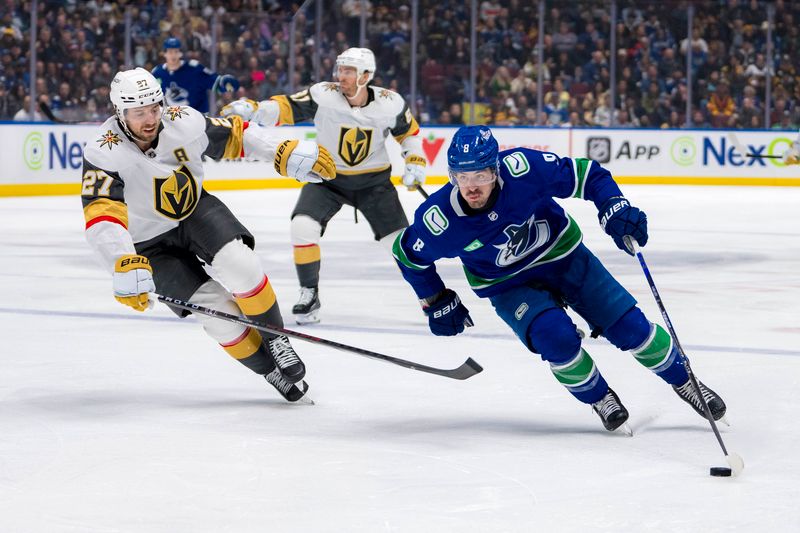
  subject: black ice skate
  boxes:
[265,367,312,404]
[673,378,727,421]
[292,286,320,325]
[592,388,632,435]
[267,334,306,383]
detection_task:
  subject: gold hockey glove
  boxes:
[275,140,336,183]
[113,254,155,312]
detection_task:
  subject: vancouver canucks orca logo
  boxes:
[153,164,199,220]
[338,126,373,166]
[494,215,551,267]
[165,82,190,107]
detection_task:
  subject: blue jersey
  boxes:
[152,60,218,113]
[393,148,624,299]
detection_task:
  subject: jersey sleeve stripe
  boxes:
[391,231,430,271]
[270,95,295,125]
[393,116,420,144]
[569,158,579,197]
[221,114,245,160]
[84,198,128,229]
[572,158,592,199]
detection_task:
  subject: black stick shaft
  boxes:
[416,185,430,199]
[158,295,482,380]
[631,248,730,456]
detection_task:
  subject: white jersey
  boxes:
[81,106,279,270]
[262,83,423,182]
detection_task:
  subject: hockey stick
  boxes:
[727,132,781,159]
[39,101,100,125]
[39,101,69,124]
[405,184,429,199]
[158,295,483,380]
[624,237,744,477]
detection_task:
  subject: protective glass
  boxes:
[448,168,497,187]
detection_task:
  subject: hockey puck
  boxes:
[709,467,732,477]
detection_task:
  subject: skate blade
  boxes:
[294,309,320,325]
[717,415,730,427]
[297,395,315,406]
[616,422,634,437]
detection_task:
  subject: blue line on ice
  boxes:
[2,306,797,357]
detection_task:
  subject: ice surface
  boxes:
[1,185,798,532]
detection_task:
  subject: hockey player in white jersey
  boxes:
[782,130,800,165]
[221,48,426,324]
[81,68,336,402]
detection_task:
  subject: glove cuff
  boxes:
[420,289,447,309]
[405,154,426,167]
[115,254,152,274]
[598,196,629,230]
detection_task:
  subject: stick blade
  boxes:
[726,452,745,477]
[446,357,483,380]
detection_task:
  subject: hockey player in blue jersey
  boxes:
[152,38,239,113]
[392,125,727,434]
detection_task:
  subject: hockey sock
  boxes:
[220,327,275,375]
[631,323,689,385]
[293,244,321,288]
[549,348,609,404]
[233,274,285,336]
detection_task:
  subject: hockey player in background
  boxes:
[81,68,336,402]
[221,47,426,325]
[152,38,240,113]
[782,130,800,165]
[392,125,727,433]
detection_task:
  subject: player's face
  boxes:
[125,103,162,143]
[336,66,369,97]
[164,48,182,67]
[453,168,497,209]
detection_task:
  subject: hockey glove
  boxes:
[598,196,648,255]
[216,74,240,94]
[113,255,155,312]
[782,141,800,165]
[422,289,474,336]
[220,98,258,122]
[402,155,427,190]
[275,140,336,183]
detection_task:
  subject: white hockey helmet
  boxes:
[110,67,164,129]
[335,47,376,82]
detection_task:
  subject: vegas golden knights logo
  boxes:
[153,164,199,220]
[338,126,373,166]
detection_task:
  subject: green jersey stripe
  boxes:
[392,230,428,271]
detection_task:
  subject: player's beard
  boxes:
[129,119,160,144]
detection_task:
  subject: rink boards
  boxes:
[1,122,798,196]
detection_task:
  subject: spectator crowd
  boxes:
[1,0,798,131]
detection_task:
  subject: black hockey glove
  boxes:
[422,289,474,336]
[598,197,648,255]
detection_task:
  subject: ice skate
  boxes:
[673,378,727,423]
[292,286,320,325]
[267,334,306,383]
[592,388,632,436]
[265,367,313,404]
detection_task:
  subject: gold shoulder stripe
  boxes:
[394,116,420,144]
[271,95,295,125]
[222,115,244,160]
[84,198,128,228]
